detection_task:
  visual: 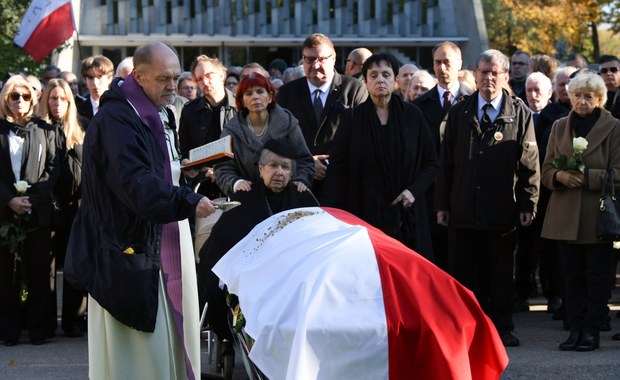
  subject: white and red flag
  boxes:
[14,0,75,62]
[213,207,508,380]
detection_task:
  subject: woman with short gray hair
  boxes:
[541,70,620,351]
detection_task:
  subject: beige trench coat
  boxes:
[541,109,620,243]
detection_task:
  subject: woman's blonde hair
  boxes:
[39,78,84,148]
[568,70,608,108]
[0,75,38,122]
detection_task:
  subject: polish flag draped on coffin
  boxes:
[213,207,509,380]
[14,0,75,62]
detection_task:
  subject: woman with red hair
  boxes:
[215,73,314,196]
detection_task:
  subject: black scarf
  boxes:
[355,96,414,244]
[4,119,41,184]
[570,108,601,138]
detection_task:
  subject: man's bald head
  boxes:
[132,41,181,108]
[346,48,373,77]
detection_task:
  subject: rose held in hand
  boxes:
[0,181,35,303]
[14,180,31,194]
[573,137,588,155]
[553,137,588,173]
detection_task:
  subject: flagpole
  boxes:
[70,0,84,62]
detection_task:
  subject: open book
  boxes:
[181,135,234,170]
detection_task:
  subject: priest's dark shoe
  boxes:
[575,331,599,351]
[559,331,581,351]
[64,325,84,338]
[612,332,620,341]
[500,332,520,347]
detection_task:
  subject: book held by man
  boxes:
[181,135,234,170]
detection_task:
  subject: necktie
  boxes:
[481,103,493,132]
[313,89,323,124]
[442,91,452,114]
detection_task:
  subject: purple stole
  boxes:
[121,75,194,380]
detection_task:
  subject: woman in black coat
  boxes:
[198,138,318,347]
[0,75,58,346]
[40,78,88,338]
[323,53,439,259]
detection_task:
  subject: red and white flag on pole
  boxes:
[14,0,75,62]
[213,207,509,380]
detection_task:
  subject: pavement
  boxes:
[1,282,619,379]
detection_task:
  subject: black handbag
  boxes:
[596,169,620,241]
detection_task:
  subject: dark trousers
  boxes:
[515,217,563,301]
[453,228,516,333]
[0,227,56,342]
[558,242,612,332]
[426,185,452,274]
[197,243,233,341]
[538,237,563,301]
[53,218,87,332]
[430,223,453,274]
[515,223,538,299]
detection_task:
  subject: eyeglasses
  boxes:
[302,54,334,65]
[600,67,619,74]
[179,86,196,91]
[477,70,508,78]
[225,81,238,87]
[9,92,32,102]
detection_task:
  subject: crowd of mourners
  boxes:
[1,33,620,356]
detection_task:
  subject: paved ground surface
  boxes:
[1,277,619,379]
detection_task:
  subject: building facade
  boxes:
[60,0,488,73]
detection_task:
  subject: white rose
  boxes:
[14,180,31,194]
[573,137,588,155]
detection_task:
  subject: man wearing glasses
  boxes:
[344,47,372,79]
[436,49,540,348]
[178,55,236,199]
[509,50,531,103]
[178,55,236,260]
[598,55,620,114]
[277,33,368,201]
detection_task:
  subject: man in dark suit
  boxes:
[413,41,473,273]
[77,55,114,124]
[344,47,372,79]
[612,88,620,119]
[277,33,368,201]
[509,51,530,103]
[514,72,560,313]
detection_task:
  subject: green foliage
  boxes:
[0,213,33,255]
[0,0,48,76]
